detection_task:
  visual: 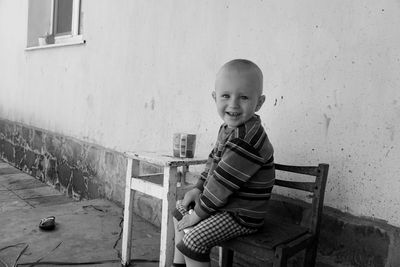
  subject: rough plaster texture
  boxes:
[0,0,399,229]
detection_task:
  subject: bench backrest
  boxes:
[273,163,329,236]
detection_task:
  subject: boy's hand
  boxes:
[181,188,201,210]
[177,210,201,231]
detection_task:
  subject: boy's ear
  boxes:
[255,95,266,111]
[212,91,216,102]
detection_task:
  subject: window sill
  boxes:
[25,35,86,51]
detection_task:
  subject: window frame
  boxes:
[50,0,81,44]
[26,0,84,50]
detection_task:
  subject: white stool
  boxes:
[121,151,207,267]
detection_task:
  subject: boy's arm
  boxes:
[194,149,214,191]
[180,148,214,209]
[194,125,224,191]
[194,138,273,219]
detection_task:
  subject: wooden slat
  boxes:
[130,177,164,199]
[220,247,234,267]
[274,179,315,192]
[310,163,329,235]
[138,173,164,178]
[275,163,319,176]
[125,151,207,167]
[121,158,133,266]
[159,166,178,267]
[137,173,164,185]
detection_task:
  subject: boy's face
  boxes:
[213,69,265,128]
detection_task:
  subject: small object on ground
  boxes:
[39,216,56,230]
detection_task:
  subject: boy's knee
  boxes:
[177,235,211,263]
[183,232,206,251]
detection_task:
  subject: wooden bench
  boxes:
[218,163,329,267]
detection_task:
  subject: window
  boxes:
[27,0,83,49]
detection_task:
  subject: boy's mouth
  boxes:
[226,112,241,117]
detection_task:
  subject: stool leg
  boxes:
[303,240,317,267]
[160,166,178,267]
[273,246,287,267]
[121,158,134,267]
[219,247,234,267]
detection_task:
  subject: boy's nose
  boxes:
[229,98,240,108]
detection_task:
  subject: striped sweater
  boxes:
[194,115,275,228]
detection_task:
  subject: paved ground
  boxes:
[0,159,160,267]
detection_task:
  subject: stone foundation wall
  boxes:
[0,118,399,266]
[0,118,127,203]
[0,118,162,224]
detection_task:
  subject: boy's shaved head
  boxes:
[213,59,266,128]
[216,59,263,95]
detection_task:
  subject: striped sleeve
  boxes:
[195,150,214,191]
[194,138,266,219]
[195,125,224,191]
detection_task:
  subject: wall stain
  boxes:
[385,146,394,158]
[386,125,395,141]
[324,113,332,135]
[333,89,342,109]
[86,95,94,109]
[273,96,284,107]
[388,125,396,141]
[151,97,155,110]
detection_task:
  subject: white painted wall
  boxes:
[1,0,399,226]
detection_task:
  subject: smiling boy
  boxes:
[172,59,275,267]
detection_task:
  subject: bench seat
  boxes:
[220,214,309,262]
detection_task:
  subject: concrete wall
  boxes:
[1,0,399,231]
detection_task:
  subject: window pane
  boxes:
[27,0,53,47]
[55,0,73,35]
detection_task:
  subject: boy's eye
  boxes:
[240,96,249,100]
[221,94,230,99]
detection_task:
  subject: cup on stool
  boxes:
[173,133,196,158]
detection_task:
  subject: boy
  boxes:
[172,59,275,267]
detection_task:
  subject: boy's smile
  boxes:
[213,68,265,128]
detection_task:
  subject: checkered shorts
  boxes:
[173,204,258,262]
